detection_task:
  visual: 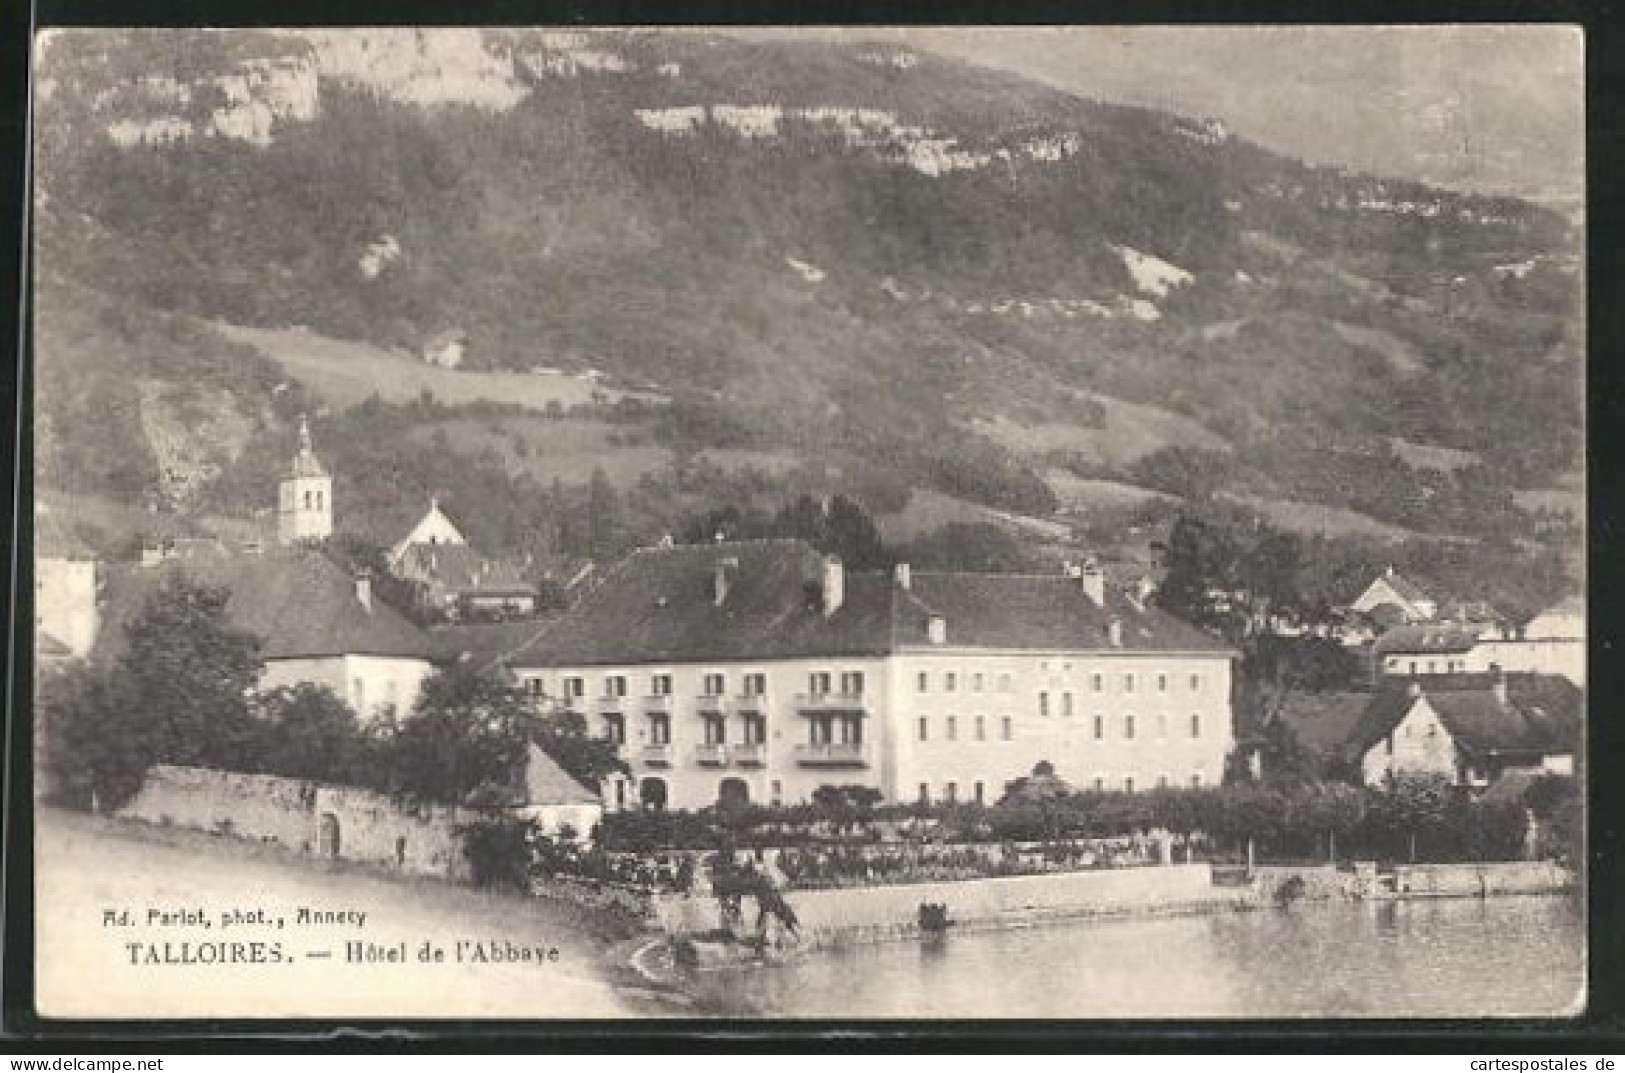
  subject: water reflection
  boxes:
[690,895,1584,1019]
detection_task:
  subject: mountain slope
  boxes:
[31,28,1583,565]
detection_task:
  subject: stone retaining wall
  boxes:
[118,765,470,880]
[654,863,1219,947]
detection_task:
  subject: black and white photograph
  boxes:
[25,25,1586,1021]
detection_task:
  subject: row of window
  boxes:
[1386,657,1467,675]
[543,667,1211,702]
[915,712,1204,742]
[917,772,1205,803]
[605,713,859,748]
[918,670,1205,695]
[548,671,854,700]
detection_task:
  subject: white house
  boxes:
[1350,567,1437,624]
[1350,673,1581,788]
[506,540,1237,812]
[389,497,469,566]
[422,329,466,369]
[97,549,442,723]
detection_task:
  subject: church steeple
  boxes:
[278,413,332,544]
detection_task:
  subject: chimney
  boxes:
[927,614,947,645]
[1107,617,1123,648]
[820,555,844,618]
[713,556,739,607]
[1080,556,1106,606]
[1407,679,1423,699]
[894,562,911,591]
[356,571,373,613]
[1490,663,1507,706]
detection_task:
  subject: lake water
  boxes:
[689,895,1586,1019]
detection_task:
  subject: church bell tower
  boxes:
[278,414,332,544]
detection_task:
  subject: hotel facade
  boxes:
[507,539,1237,811]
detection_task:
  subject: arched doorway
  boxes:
[318,812,341,857]
[718,777,750,811]
[639,777,668,811]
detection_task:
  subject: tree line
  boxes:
[39,576,623,813]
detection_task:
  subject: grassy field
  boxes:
[1220,493,1424,543]
[974,394,1226,468]
[34,808,654,1019]
[877,488,1072,543]
[219,324,666,413]
[1043,470,1174,512]
[405,415,674,487]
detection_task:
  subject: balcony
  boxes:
[735,692,771,715]
[794,742,870,767]
[594,694,628,714]
[731,742,767,767]
[643,693,673,713]
[695,693,729,716]
[640,743,674,767]
[793,691,870,713]
[694,743,729,767]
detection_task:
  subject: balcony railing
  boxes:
[731,742,767,767]
[793,691,870,712]
[641,743,674,766]
[595,694,628,714]
[735,692,771,714]
[695,694,729,716]
[694,743,729,767]
[794,742,870,767]
[643,693,674,713]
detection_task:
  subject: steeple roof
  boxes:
[286,415,329,481]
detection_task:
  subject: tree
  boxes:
[40,664,155,812]
[119,575,265,771]
[1153,514,1239,638]
[382,666,533,806]
[251,684,376,787]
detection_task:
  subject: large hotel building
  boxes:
[506,539,1237,811]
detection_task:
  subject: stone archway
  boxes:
[318,812,341,857]
[718,777,750,811]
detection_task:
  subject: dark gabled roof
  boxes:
[1345,674,1582,760]
[1275,691,1376,754]
[901,572,1232,654]
[1373,622,1483,656]
[508,539,1233,668]
[429,618,565,666]
[95,549,439,664]
[397,544,537,596]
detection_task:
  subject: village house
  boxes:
[35,504,100,663]
[1350,566,1437,624]
[1370,595,1585,687]
[422,328,467,369]
[504,539,1237,812]
[96,548,443,722]
[1346,672,1580,789]
[388,497,468,564]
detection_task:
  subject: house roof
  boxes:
[34,506,98,560]
[1372,570,1432,605]
[1275,691,1377,754]
[521,743,600,806]
[429,618,565,667]
[397,544,537,596]
[508,538,1233,668]
[1373,622,1484,656]
[1532,595,1585,621]
[37,632,74,659]
[1345,674,1582,761]
[95,549,439,664]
